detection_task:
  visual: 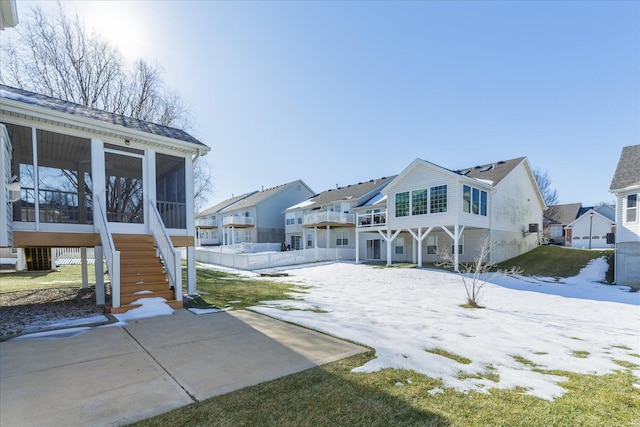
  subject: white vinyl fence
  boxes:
[195,246,355,270]
[53,248,96,265]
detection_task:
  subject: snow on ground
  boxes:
[251,259,640,401]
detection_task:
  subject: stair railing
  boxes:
[94,194,120,308]
[149,199,182,302]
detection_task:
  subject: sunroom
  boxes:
[1,85,210,312]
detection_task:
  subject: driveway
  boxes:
[0,309,366,426]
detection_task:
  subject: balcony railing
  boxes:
[303,211,355,227]
[157,200,186,229]
[15,188,93,224]
[223,215,255,227]
[196,217,218,227]
[357,212,387,227]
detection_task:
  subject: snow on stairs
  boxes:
[110,234,183,314]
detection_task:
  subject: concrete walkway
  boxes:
[0,309,366,427]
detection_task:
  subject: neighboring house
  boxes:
[564,204,615,249]
[284,177,395,252]
[355,157,545,269]
[543,203,582,245]
[196,179,315,247]
[609,144,640,289]
[0,85,210,312]
[195,192,256,246]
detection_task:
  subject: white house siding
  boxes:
[1,124,12,247]
[616,193,640,243]
[614,192,640,287]
[386,163,462,229]
[489,163,542,262]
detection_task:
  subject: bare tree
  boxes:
[437,237,522,308]
[193,158,214,214]
[533,168,559,208]
[0,4,189,129]
[1,3,211,210]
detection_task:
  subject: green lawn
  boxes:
[0,264,100,293]
[130,351,639,427]
[184,267,303,311]
[495,245,615,282]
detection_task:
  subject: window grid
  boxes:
[430,185,447,213]
[395,192,409,217]
[412,189,428,215]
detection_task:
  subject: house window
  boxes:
[245,230,252,242]
[291,235,301,250]
[463,185,487,217]
[307,233,313,248]
[412,189,428,215]
[297,212,303,224]
[430,185,447,213]
[336,231,349,246]
[451,235,464,255]
[463,185,471,213]
[285,212,296,225]
[395,192,409,217]
[472,188,480,214]
[427,235,438,254]
[627,194,637,222]
[395,236,405,255]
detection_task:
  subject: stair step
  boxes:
[120,265,165,275]
[112,234,154,243]
[166,300,183,309]
[120,290,175,305]
[110,303,142,314]
[115,241,156,251]
[121,272,168,285]
[109,299,182,314]
[121,282,170,294]
[117,250,159,258]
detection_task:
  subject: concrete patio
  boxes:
[0,309,366,426]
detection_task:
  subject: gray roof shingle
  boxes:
[545,203,582,225]
[0,84,206,147]
[610,145,640,191]
[455,157,526,186]
[287,176,396,211]
[219,180,309,213]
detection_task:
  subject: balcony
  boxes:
[357,212,387,228]
[303,211,355,228]
[196,217,218,228]
[223,215,255,228]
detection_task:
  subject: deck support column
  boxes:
[355,227,360,264]
[187,246,196,296]
[81,247,88,289]
[94,246,105,305]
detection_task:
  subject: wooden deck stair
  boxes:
[110,234,182,314]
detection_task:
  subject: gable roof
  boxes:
[565,208,616,229]
[219,179,314,213]
[287,176,396,211]
[610,144,640,192]
[0,84,207,148]
[545,203,582,225]
[196,191,257,218]
[457,157,526,186]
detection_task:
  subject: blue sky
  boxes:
[16,1,640,208]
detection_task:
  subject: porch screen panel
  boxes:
[156,153,186,229]
[6,124,35,222]
[105,152,143,223]
[37,129,92,224]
